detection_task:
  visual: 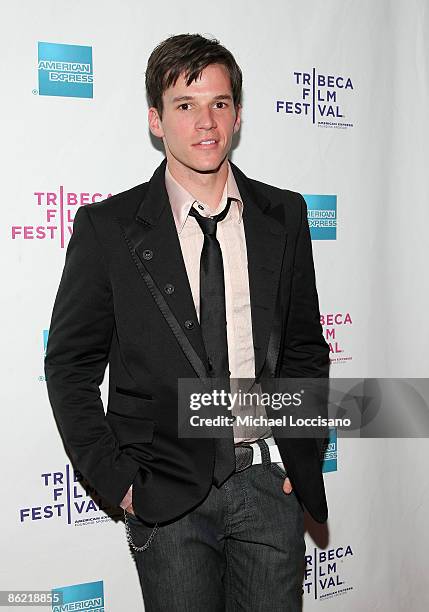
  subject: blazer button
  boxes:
[184,319,195,330]
[164,283,175,294]
[142,249,153,260]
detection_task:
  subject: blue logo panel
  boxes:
[304,194,337,240]
[322,428,337,473]
[43,329,49,355]
[38,42,93,98]
[52,580,103,611]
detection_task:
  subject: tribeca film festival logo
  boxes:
[321,312,353,365]
[52,581,104,612]
[11,191,111,249]
[36,42,93,98]
[304,194,337,240]
[304,544,354,600]
[19,465,117,527]
[276,69,354,129]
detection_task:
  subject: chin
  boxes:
[189,157,227,174]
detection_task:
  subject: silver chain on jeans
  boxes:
[124,509,159,552]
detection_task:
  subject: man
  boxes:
[45,33,330,611]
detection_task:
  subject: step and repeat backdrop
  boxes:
[1,0,428,610]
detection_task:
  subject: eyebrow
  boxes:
[171,94,233,103]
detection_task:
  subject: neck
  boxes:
[166,157,229,213]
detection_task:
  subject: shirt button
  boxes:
[164,283,175,294]
[142,249,153,260]
[198,204,204,210]
[184,320,195,330]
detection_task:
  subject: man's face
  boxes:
[148,63,241,176]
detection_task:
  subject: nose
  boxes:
[195,105,217,131]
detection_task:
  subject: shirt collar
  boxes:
[165,161,243,234]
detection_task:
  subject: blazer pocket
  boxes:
[106,413,155,446]
[115,385,154,401]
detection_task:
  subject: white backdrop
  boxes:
[1,0,428,610]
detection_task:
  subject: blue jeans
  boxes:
[124,441,305,611]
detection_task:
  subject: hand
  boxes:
[282,477,293,494]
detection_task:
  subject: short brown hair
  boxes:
[145,33,242,118]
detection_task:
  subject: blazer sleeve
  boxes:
[44,204,140,507]
[280,194,331,455]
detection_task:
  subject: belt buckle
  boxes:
[234,444,254,473]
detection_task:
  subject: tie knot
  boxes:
[188,198,232,236]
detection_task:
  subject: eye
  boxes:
[214,101,227,109]
[178,103,191,110]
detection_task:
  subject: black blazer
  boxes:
[45,158,330,524]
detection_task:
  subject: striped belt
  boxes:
[234,436,285,472]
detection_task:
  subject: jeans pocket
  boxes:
[124,510,159,552]
[270,461,288,479]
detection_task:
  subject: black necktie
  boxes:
[188,198,236,486]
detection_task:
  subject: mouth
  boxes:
[192,139,219,149]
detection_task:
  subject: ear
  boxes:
[233,103,242,134]
[148,107,164,138]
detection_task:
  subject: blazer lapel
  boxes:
[117,158,209,377]
[230,162,288,380]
